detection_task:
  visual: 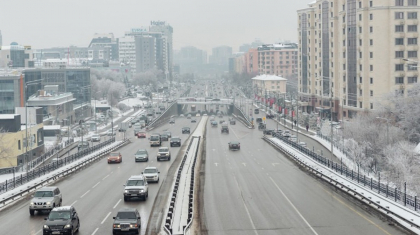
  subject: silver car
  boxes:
[135,149,149,162]
[157,147,171,161]
[91,134,101,142]
[123,175,148,201]
[142,167,160,183]
[29,187,62,215]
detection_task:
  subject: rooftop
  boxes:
[252,74,287,81]
[0,114,19,120]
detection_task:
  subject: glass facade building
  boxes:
[0,75,22,114]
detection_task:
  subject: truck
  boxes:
[119,121,130,132]
[191,105,196,112]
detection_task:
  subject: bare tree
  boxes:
[0,128,13,167]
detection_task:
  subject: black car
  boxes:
[170,137,181,147]
[191,119,197,123]
[230,120,236,125]
[161,134,169,141]
[263,129,275,135]
[266,114,275,119]
[182,127,190,134]
[43,206,80,235]
[112,208,141,235]
[221,125,229,134]
[211,121,218,127]
[228,141,240,150]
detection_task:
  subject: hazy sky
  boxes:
[0,0,311,53]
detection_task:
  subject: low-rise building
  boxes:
[252,74,287,104]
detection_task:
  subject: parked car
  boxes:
[256,118,263,123]
[157,147,171,161]
[134,149,149,162]
[108,152,122,163]
[29,187,62,215]
[228,141,240,150]
[42,206,80,234]
[142,167,160,183]
[187,114,192,119]
[290,135,298,143]
[170,136,181,147]
[123,175,148,201]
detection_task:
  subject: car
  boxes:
[211,121,218,127]
[91,134,101,142]
[230,120,236,125]
[169,118,175,124]
[191,119,197,123]
[221,125,229,134]
[290,135,298,143]
[112,208,141,234]
[133,127,142,136]
[212,98,221,101]
[182,127,190,134]
[42,206,80,235]
[258,123,266,130]
[149,133,161,147]
[161,133,169,141]
[157,147,171,161]
[298,142,307,148]
[263,129,275,135]
[136,131,146,138]
[155,110,162,115]
[219,119,225,124]
[180,114,185,117]
[256,118,263,123]
[131,118,139,125]
[228,141,240,150]
[282,130,291,138]
[108,152,122,163]
[187,114,192,119]
[203,113,208,116]
[77,141,89,151]
[134,149,149,162]
[30,187,62,215]
[106,129,116,136]
[142,167,160,183]
[163,131,172,138]
[209,116,215,121]
[170,136,181,147]
[123,175,148,201]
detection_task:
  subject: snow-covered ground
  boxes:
[118,97,146,108]
[0,141,123,204]
[269,137,420,234]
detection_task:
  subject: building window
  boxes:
[370,14,373,20]
[359,14,362,21]
[370,52,373,58]
[408,25,418,32]
[396,51,404,58]
[395,77,404,83]
[395,12,404,19]
[360,64,363,71]
[408,51,418,58]
[370,1,373,7]
[370,65,373,71]
[408,38,418,45]
[370,26,373,33]
[360,90,363,96]
[370,77,373,84]
[360,102,363,108]
[371,103,374,109]
[408,0,418,5]
[395,25,404,32]
[395,38,404,45]
[359,1,362,8]
[408,12,418,19]
[408,77,418,83]
[18,140,21,150]
[395,64,405,71]
[359,27,362,33]
[370,90,373,96]
[370,39,373,46]
[360,77,363,83]
[408,64,418,70]
[395,0,404,6]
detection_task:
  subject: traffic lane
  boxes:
[204,122,407,235]
[0,118,198,235]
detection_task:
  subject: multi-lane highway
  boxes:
[0,116,200,235]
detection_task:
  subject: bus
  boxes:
[191,105,196,112]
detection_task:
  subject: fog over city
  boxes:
[0,0,309,52]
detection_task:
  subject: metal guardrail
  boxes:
[147,101,177,130]
[164,136,200,235]
[0,137,117,196]
[266,134,420,215]
[233,104,252,128]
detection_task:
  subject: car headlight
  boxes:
[46,202,51,205]
[30,202,34,205]
[43,225,49,229]
[64,224,71,229]
[113,224,120,228]
[130,223,138,228]
[140,189,144,193]
[124,190,128,193]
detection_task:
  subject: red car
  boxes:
[108,152,122,163]
[137,132,147,138]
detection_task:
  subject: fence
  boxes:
[0,137,115,195]
[271,133,420,211]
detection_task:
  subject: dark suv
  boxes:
[43,206,80,235]
[112,208,141,235]
[182,127,190,134]
[170,137,181,147]
[221,125,229,134]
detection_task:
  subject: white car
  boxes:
[298,142,307,148]
[106,129,116,136]
[196,113,201,117]
[142,167,160,183]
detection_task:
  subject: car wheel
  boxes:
[29,209,35,215]
[168,157,171,161]
[124,196,128,202]
[77,220,80,232]
[157,178,159,183]
[146,158,149,162]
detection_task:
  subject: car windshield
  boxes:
[138,132,145,135]
[48,211,71,220]
[136,150,147,155]
[116,212,137,220]
[110,152,120,157]
[159,148,168,152]
[230,142,239,145]
[34,191,53,197]
[172,138,180,141]
[126,180,144,186]
[144,168,157,173]
[93,135,99,138]
[150,136,159,141]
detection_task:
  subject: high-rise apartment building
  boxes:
[209,46,232,70]
[118,36,136,72]
[88,33,119,61]
[0,42,34,68]
[149,21,173,79]
[258,43,298,77]
[135,35,156,73]
[174,46,207,74]
[298,0,420,120]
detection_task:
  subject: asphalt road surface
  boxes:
[0,116,199,235]
[200,115,409,235]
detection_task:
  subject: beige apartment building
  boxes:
[252,74,287,102]
[298,0,420,120]
[258,43,298,77]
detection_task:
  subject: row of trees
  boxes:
[90,69,127,106]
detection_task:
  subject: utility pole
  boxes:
[330,87,334,161]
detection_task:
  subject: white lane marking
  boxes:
[91,227,99,235]
[35,229,42,235]
[233,175,258,235]
[214,163,218,167]
[272,163,279,167]
[70,200,77,206]
[101,212,112,224]
[269,177,319,235]
[80,190,90,198]
[92,182,100,188]
[113,199,121,209]
[242,163,247,167]
[103,174,110,180]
